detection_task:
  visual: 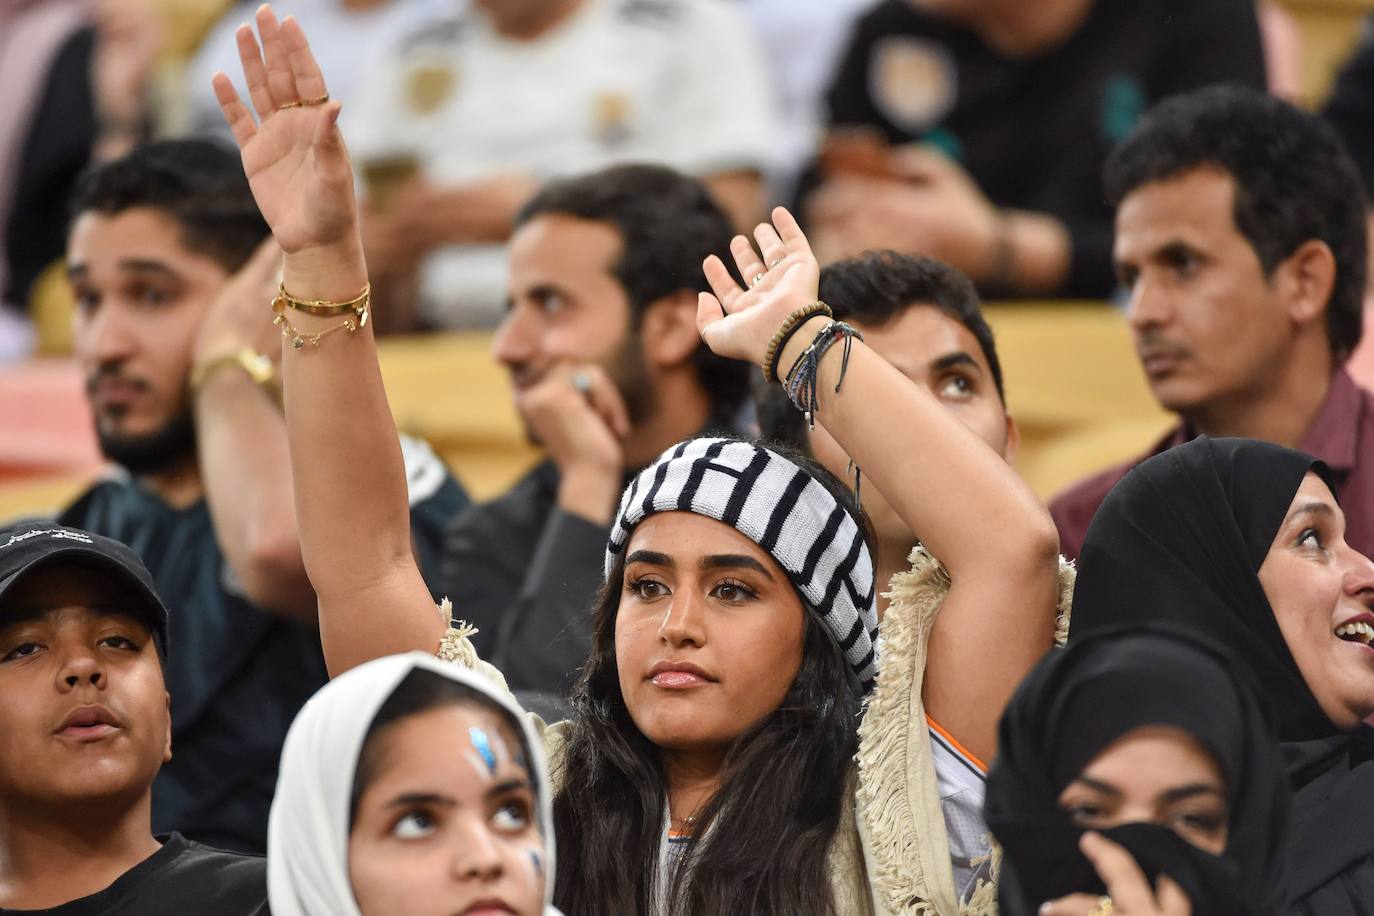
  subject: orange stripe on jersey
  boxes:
[926,714,988,774]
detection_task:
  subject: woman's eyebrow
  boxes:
[700,554,774,580]
[486,778,532,800]
[385,792,456,809]
[1289,501,1336,522]
[625,549,673,568]
[1158,783,1226,805]
[1069,776,1121,797]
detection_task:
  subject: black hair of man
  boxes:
[1104,84,1367,360]
[514,163,751,420]
[68,138,268,274]
[756,250,1004,450]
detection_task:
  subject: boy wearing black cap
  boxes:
[0,523,266,914]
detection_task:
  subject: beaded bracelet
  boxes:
[783,320,863,428]
[762,301,833,383]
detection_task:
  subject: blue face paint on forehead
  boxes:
[468,726,497,774]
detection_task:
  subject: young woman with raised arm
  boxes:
[215,8,1062,912]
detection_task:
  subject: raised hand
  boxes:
[211,5,357,257]
[695,206,822,367]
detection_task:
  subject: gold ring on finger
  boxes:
[750,272,766,287]
[1088,896,1114,916]
[277,93,329,111]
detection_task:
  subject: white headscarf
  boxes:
[266,652,561,916]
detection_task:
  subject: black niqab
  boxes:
[986,625,1291,916]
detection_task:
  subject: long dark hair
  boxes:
[552,445,869,915]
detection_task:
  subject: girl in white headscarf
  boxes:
[267,652,561,916]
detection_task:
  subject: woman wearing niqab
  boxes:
[986,624,1291,915]
[1070,436,1374,913]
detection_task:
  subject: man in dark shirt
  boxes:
[0,523,266,915]
[440,165,750,700]
[803,0,1265,299]
[57,140,468,852]
[1051,87,1374,560]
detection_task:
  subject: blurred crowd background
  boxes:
[5,0,1374,517]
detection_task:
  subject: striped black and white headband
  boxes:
[605,437,879,692]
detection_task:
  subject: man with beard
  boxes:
[439,164,751,700]
[57,139,467,853]
[1050,86,1374,560]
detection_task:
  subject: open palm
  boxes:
[212,6,356,255]
[696,207,824,367]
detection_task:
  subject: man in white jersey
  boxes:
[348,0,777,328]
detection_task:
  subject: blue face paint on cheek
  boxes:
[529,850,544,877]
[468,726,497,774]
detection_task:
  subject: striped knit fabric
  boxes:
[605,438,879,692]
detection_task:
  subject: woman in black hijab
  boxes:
[986,625,1291,916]
[1069,436,1374,913]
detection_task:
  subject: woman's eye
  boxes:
[1064,802,1105,825]
[1297,527,1324,549]
[1171,810,1225,834]
[626,577,668,600]
[710,580,756,602]
[392,810,436,840]
[492,801,531,833]
[1,642,42,662]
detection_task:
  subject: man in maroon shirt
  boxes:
[1051,86,1373,560]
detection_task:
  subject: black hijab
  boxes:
[985,625,1292,916]
[1069,436,1338,742]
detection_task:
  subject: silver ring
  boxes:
[750,272,767,287]
[768,258,782,269]
[571,371,592,394]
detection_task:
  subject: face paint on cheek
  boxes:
[468,726,497,775]
[528,850,544,878]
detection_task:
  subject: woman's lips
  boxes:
[460,902,516,915]
[650,670,712,689]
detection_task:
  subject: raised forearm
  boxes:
[279,239,443,669]
[781,319,1059,580]
[194,369,315,622]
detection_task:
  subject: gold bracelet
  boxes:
[762,301,833,383]
[274,282,370,318]
[270,295,368,348]
[189,348,277,398]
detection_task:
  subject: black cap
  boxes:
[0,522,169,658]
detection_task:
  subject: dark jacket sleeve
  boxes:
[490,508,609,695]
[440,467,606,695]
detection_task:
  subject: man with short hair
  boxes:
[1051,86,1373,560]
[59,139,467,852]
[0,522,267,914]
[440,164,751,698]
[757,249,1019,617]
